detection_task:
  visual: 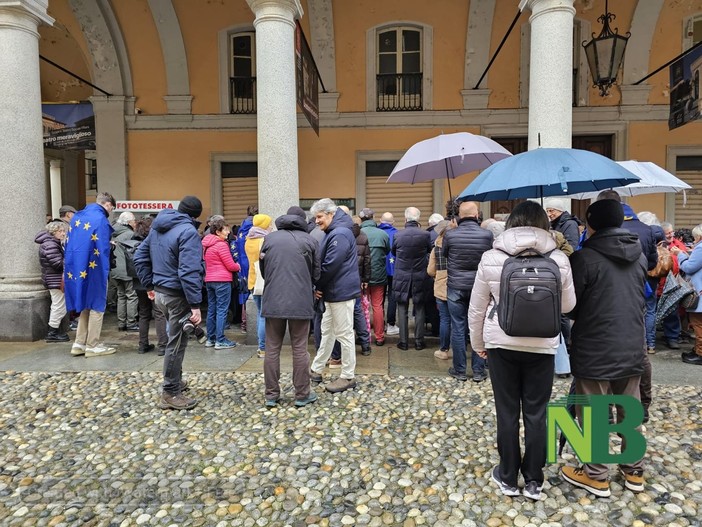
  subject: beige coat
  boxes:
[468,226,576,354]
[427,236,447,300]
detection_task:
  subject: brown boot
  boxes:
[159,392,198,410]
[325,377,357,393]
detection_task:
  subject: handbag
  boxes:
[676,273,700,310]
[253,260,265,296]
[648,245,673,278]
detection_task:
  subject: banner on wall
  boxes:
[669,45,702,130]
[295,21,320,136]
[115,201,180,213]
[42,102,96,150]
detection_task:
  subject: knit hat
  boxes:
[359,208,374,220]
[253,214,272,230]
[178,195,203,218]
[586,199,624,231]
[286,206,306,221]
[543,197,569,213]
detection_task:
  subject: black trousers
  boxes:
[488,347,555,487]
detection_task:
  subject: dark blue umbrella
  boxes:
[457,148,640,202]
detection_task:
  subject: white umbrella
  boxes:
[567,161,691,201]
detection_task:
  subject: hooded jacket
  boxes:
[442,217,494,291]
[550,211,580,249]
[260,214,321,319]
[234,216,253,303]
[245,227,269,290]
[110,222,135,281]
[134,208,204,307]
[316,209,360,302]
[392,220,432,304]
[352,224,371,284]
[203,233,240,282]
[360,219,390,285]
[568,227,647,380]
[35,230,64,290]
[468,227,576,354]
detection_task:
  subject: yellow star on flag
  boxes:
[67,272,73,279]
[80,270,87,279]
[83,222,91,230]
[93,249,100,256]
[68,226,72,232]
[89,261,97,269]
[91,233,98,241]
[75,219,81,227]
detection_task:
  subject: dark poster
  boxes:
[295,21,320,135]
[42,102,96,150]
[669,45,702,130]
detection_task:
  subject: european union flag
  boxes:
[64,203,113,312]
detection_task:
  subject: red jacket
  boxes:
[202,234,240,282]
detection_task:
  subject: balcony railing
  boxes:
[376,73,423,111]
[230,76,256,114]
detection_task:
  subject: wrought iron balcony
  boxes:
[230,76,256,114]
[376,73,423,111]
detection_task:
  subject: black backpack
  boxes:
[119,239,141,279]
[489,248,562,338]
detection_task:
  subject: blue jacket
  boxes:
[378,222,397,277]
[134,209,204,307]
[317,209,360,302]
[677,245,702,313]
[234,216,253,304]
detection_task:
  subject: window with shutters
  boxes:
[365,160,433,225]
[674,155,702,230]
[376,27,423,111]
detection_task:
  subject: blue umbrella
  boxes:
[457,148,641,202]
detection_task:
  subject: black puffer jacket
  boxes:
[568,227,647,381]
[35,230,64,289]
[442,217,493,290]
[392,221,432,303]
[352,224,371,284]
[550,211,580,249]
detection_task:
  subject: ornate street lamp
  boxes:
[582,0,630,96]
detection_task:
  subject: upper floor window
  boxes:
[686,15,702,48]
[376,27,423,111]
[230,32,256,114]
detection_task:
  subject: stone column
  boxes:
[0,0,54,340]
[49,159,63,218]
[519,0,575,149]
[246,0,303,219]
[90,95,129,200]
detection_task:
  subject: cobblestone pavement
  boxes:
[0,371,700,527]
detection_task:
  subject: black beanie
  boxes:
[286,206,307,221]
[178,195,203,218]
[586,199,624,231]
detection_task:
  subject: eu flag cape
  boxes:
[64,203,113,312]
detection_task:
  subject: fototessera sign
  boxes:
[115,201,179,213]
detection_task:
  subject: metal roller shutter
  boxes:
[222,177,258,225]
[366,176,433,225]
[675,171,702,229]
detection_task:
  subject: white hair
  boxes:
[637,211,660,227]
[117,211,136,225]
[692,224,702,241]
[428,213,444,227]
[405,207,421,222]
[310,198,337,215]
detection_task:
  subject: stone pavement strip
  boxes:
[0,370,700,527]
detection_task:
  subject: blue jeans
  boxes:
[663,310,681,342]
[253,294,265,350]
[206,282,232,343]
[437,299,451,351]
[332,296,370,359]
[447,286,486,375]
[644,291,656,349]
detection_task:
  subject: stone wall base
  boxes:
[0,294,50,341]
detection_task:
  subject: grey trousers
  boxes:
[264,318,311,401]
[397,300,425,345]
[155,291,191,395]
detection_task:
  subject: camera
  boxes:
[178,314,207,344]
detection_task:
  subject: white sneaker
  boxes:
[204,340,215,348]
[386,325,400,335]
[71,343,86,356]
[257,349,265,358]
[85,344,116,357]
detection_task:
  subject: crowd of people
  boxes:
[35,190,702,500]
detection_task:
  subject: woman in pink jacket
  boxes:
[202,217,240,349]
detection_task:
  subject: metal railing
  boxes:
[230,77,256,114]
[376,73,423,111]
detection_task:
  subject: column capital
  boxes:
[246,0,303,25]
[0,0,53,27]
[519,0,575,20]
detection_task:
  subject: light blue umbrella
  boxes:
[457,147,641,202]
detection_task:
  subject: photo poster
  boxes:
[42,102,96,150]
[669,45,702,130]
[295,21,320,136]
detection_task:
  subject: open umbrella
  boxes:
[566,160,691,201]
[457,147,640,202]
[387,132,512,197]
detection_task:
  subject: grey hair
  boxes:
[637,211,660,227]
[428,213,444,226]
[117,211,136,225]
[692,224,702,241]
[46,220,67,235]
[310,198,337,215]
[660,221,673,231]
[405,207,421,222]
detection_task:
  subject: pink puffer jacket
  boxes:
[202,234,240,282]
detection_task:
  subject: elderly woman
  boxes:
[111,211,139,331]
[36,221,69,342]
[468,201,576,501]
[671,224,702,366]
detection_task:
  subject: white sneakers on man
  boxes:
[70,343,86,356]
[386,325,400,335]
[85,344,116,357]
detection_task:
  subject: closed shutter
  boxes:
[675,171,702,229]
[366,161,433,225]
[222,177,258,224]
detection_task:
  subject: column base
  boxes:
[0,293,50,341]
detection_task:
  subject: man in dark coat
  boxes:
[259,206,321,407]
[442,201,493,382]
[392,206,432,351]
[562,198,647,498]
[309,199,361,393]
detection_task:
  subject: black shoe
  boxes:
[125,324,140,332]
[415,340,425,351]
[138,344,155,354]
[681,351,696,360]
[118,326,127,331]
[45,328,69,342]
[397,342,409,351]
[69,321,78,331]
[375,339,385,346]
[643,407,650,424]
[361,346,371,356]
[666,340,680,349]
[682,353,702,365]
[448,367,468,381]
[157,348,166,356]
[556,373,571,379]
[472,371,488,383]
